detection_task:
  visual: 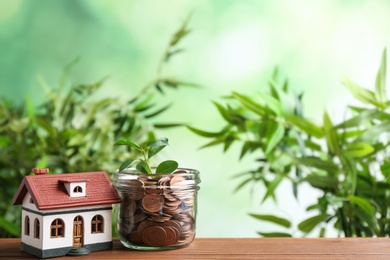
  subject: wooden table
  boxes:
[1,237,390,259]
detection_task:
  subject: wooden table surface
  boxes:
[1,237,390,259]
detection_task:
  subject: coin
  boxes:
[137,220,157,235]
[143,226,167,246]
[162,225,179,245]
[142,194,164,213]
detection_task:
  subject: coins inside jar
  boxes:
[117,170,197,247]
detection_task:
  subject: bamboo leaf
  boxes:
[286,114,323,138]
[231,92,266,116]
[304,173,338,189]
[348,195,375,215]
[233,177,253,193]
[380,161,390,178]
[354,121,390,143]
[259,92,282,116]
[265,123,284,154]
[298,214,330,233]
[239,141,260,160]
[343,143,374,158]
[213,101,232,123]
[375,48,387,103]
[186,125,230,138]
[249,213,291,228]
[343,77,387,109]
[154,123,183,128]
[257,232,292,237]
[144,104,172,118]
[294,157,339,172]
[323,111,339,154]
[262,173,284,203]
[334,109,388,129]
[340,156,357,195]
[169,13,192,47]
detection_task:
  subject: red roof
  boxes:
[13,171,121,210]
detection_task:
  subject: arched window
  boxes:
[50,218,64,238]
[73,186,82,193]
[25,216,30,236]
[91,215,104,233]
[29,197,34,204]
[34,219,40,239]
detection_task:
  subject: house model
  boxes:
[12,168,122,258]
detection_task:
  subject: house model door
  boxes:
[73,216,83,248]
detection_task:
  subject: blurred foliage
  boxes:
[188,49,390,237]
[0,18,194,238]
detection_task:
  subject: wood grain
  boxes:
[1,237,390,259]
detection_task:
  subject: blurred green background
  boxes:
[1,0,390,237]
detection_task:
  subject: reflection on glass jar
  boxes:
[113,168,200,251]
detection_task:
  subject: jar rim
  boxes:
[113,167,201,187]
[115,167,199,176]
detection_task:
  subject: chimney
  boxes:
[32,168,49,175]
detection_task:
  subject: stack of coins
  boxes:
[117,170,197,248]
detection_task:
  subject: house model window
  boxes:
[91,215,104,233]
[51,218,64,238]
[34,218,40,239]
[58,179,88,197]
[25,216,30,236]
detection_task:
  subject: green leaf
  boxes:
[169,13,191,47]
[35,155,47,169]
[148,138,169,158]
[249,214,291,228]
[114,139,142,151]
[343,77,387,109]
[286,114,323,138]
[298,214,330,234]
[323,111,339,154]
[334,109,388,129]
[257,232,292,237]
[354,121,390,143]
[0,136,11,147]
[262,173,284,203]
[154,123,183,128]
[343,143,374,158]
[340,156,357,195]
[144,104,172,119]
[231,92,266,116]
[0,217,20,236]
[294,157,339,172]
[304,173,338,189]
[213,101,232,123]
[233,177,254,193]
[239,141,260,160]
[156,160,179,174]
[259,92,282,116]
[380,161,390,178]
[265,123,284,154]
[348,195,375,215]
[136,161,152,174]
[375,48,387,103]
[119,159,136,172]
[186,125,230,138]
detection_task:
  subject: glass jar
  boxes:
[113,168,200,251]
